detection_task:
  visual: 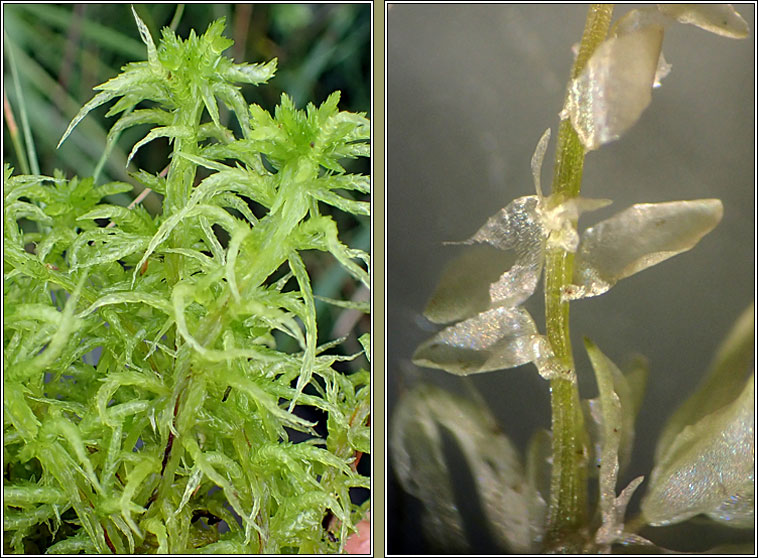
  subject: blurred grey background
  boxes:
[387,4,754,554]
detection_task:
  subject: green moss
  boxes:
[4,11,369,555]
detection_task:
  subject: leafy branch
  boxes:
[394,4,752,554]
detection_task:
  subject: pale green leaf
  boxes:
[566,199,723,300]
[658,4,749,38]
[57,91,118,148]
[69,228,150,270]
[105,108,172,147]
[564,25,664,151]
[130,5,164,76]
[314,295,370,314]
[200,82,221,128]
[310,188,370,216]
[358,333,370,362]
[127,125,193,167]
[3,384,41,440]
[77,204,155,234]
[219,58,278,85]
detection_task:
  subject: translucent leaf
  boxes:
[457,196,546,309]
[641,373,754,527]
[414,130,610,380]
[531,128,551,198]
[585,339,647,548]
[658,4,749,38]
[565,199,723,300]
[390,383,537,553]
[584,352,648,477]
[611,7,670,36]
[585,339,623,533]
[412,306,561,379]
[564,25,664,151]
[623,354,649,419]
[539,196,612,252]
[610,9,672,87]
[656,302,754,461]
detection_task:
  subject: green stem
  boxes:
[164,100,204,290]
[544,4,613,550]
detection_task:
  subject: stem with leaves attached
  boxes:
[543,4,614,550]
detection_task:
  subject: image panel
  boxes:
[4,3,371,554]
[387,4,753,554]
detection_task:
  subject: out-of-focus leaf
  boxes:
[358,333,370,362]
[641,373,754,527]
[524,428,550,543]
[655,302,754,460]
[390,385,466,552]
[658,4,749,38]
[390,383,538,553]
[701,542,756,554]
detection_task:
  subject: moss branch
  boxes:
[543,4,614,550]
